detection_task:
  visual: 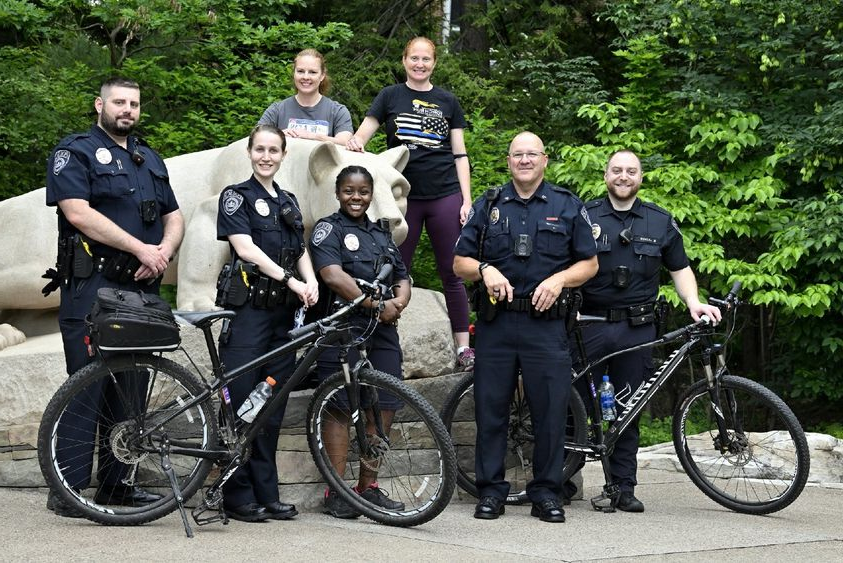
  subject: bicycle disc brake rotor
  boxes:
[358,433,390,471]
[714,432,752,466]
[110,422,150,465]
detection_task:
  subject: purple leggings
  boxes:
[399,192,469,333]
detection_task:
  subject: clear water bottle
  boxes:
[237,376,276,422]
[598,375,617,421]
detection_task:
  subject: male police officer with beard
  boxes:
[574,150,720,512]
[44,77,184,517]
[454,132,598,523]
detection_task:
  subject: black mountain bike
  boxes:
[440,282,810,515]
[38,264,456,537]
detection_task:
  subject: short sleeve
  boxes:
[332,103,353,134]
[216,187,251,240]
[257,102,282,127]
[366,88,390,124]
[569,201,598,262]
[662,216,690,272]
[309,219,344,272]
[453,197,485,258]
[46,148,90,206]
[448,93,468,130]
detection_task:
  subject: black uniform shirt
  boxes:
[455,180,597,296]
[309,211,409,284]
[216,176,305,265]
[581,197,689,311]
[46,124,179,255]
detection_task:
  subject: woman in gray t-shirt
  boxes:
[258,49,353,145]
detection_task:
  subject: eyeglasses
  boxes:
[508,151,545,161]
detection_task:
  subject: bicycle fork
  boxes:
[702,344,744,454]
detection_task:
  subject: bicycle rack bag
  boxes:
[87,288,181,352]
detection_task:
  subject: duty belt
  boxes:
[583,302,655,323]
[499,296,569,320]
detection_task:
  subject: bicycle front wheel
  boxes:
[38,354,218,525]
[440,372,588,504]
[673,374,810,514]
[307,369,456,527]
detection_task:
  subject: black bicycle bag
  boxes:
[88,288,180,352]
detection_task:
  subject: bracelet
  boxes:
[453,153,468,159]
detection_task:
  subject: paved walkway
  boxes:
[3,464,841,562]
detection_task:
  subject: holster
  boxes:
[215,260,253,307]
[655,295,668,337]
[71,234,94,279]
[476,287,498,323]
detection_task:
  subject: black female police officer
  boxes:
[308,165,411,519]
[454,132,598,523]
[216,124,319,522]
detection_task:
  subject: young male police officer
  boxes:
[44,78,184,517]
[575,150,721,512]
[454,132,598,523]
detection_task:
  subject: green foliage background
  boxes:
[2,0,841,422]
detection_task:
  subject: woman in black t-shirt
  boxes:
[347,37,474,370]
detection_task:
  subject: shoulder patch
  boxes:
[222,189,244,216]
[53,150,71,176]
[580,206,592,225]
[311,221,333,246]
[671,217,682,235]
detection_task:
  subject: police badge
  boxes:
[489,207,500,224]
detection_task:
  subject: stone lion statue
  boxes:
[0,137,410,349]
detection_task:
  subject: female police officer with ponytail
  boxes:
[215,124,319,522]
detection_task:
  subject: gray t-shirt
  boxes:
[258,96,353,137]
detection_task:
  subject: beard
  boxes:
[608,183,640,203]
[99,111,136,137]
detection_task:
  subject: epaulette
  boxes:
[585,199,603,209]
[546,182,574,196]
[640,200,671,217]
[57,132,90,148]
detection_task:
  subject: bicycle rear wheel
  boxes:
[673,374,810,514]
[38,354,218,525]
[440,372,588,504]
[307,369,456,527]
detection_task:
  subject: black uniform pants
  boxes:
[56,274,159,490]
[219,302,296,507]
[474,310,572,503]
[574,320,656,493]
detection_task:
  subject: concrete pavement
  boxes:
[2,463,841,562]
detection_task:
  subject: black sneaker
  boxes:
[356,483,405,511]
[323,488,361,519]
[46,490,83,519]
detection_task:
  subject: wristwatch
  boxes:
[279,268,292,285]
[478,262,490,279]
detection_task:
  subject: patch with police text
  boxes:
[671,218,682,235]
[580,206,592,225]
[311,221,333,246]
[222,189,244,216]
[53,150,71,176]
[344,233,360,251]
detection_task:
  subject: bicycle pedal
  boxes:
[590,493,617,513]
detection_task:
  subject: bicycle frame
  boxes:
[566,311,732,509]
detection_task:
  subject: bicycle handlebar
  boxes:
[286,263,394,340]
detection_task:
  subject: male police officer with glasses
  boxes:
[44,77,184,517]
[573,150,721,512]
[454,132,598,523]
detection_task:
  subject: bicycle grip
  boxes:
[375,262,393,284]
[288,322,316,340]
[727,280,742,300]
